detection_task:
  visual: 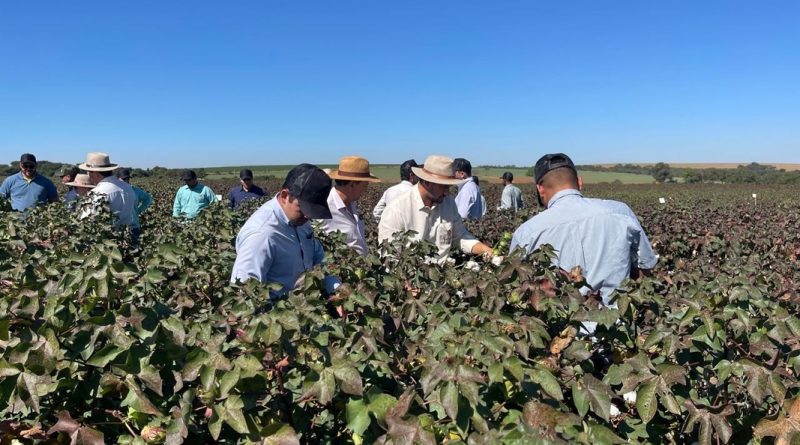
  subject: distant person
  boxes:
[453,158,483,219]
[79,152,138,237]
[372,159,419,220]
[228,169,266,210]
[378,155,496,261]
[230,164,340,299]
[473,175,488,217]
[172,170,216,219]
[511,153,657,316]
[499,171,524,210]
[117,169,153,216]
[0,153,58,211]
[322,156,381,256]
[58,165,80,203]
[64,173,95,210]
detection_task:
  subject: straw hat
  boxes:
[64,174,95,189]
[328,156,381,183]
[79,152,119,172]
[411,155,467,185]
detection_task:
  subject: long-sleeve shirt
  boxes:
[228,185,266,209]
[454,177,483,219]
[320,188,368,256]
[372,180,414,220]
[172,183,216,218]
[510,189,657,306]
[87,177,138,228]
[230,197,339,298]
[0,172,58,211]
[378,185,479,260]
[132,185,153,216]
[500,184,524,210]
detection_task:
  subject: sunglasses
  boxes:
[20,163,36,169]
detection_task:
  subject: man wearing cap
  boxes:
[0,154,59,211]
[511,153,657,311]
[323,156,381,256]
[373,159,418,221]
[453,158,483,220]
[228,169,266,210]
[58,165,81,203]
[499,172,524,211]
[231,164,339,299]
[117,169,153,216]
[172,170,217,219]
[80,152,138,234]
[378,155,495,261]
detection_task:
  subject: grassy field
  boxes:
[202,165,655,184]
[596,162,800,171]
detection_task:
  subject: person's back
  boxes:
[91,176,137,228]
[500,185,524,210]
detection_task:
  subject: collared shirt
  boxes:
[455,176,483,219]
[321,188,368,256]
[0,172,58,211]
[172,183,216,218]
[372,180,414,220]
[228,184,266,209]
[510,189,657,306]
[64,187,79,203]
[378,185,479,259]
[132,185,153,216]
[88,176,138,228]
[230,197,339,297]
[500,184,524,210]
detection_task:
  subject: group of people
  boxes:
[229,153,657,315]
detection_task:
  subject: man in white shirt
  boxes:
[378,155,495,260]
[499,171,524,210]
[79,152,139,241]
[321,156,381,256]
[372,159,418,220]
[453,158,483,219]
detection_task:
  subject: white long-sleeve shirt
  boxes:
[87,176,138,228]
[320,188,368,256]
[454,177,482,219]
[372,180,414,220]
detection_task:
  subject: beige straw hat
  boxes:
[327,156,381,183]
[78,152,119,171]
[411,155,467,185]
[64,173,95,189]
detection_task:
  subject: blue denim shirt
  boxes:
[230,197,339,298]
[511,189,657,306]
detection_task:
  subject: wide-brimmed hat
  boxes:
[79,152,119,171]
[328,156,381,183]
[64,173,95,189]
[411,155,467,186]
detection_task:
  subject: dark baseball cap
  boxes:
[181,170,197,181]
[20,153,37,165]
[282,164,332,219]
[501,171,514,181]
[116,168,131,180]
[534,153,576,184]
[239,169,254,180]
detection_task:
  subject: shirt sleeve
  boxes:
[45,180,58,203]
[454,188,472,219]
[205,186,217,203]
[451,208,479,253]
[172,189,182,217]
[0,177,10,199]
[231,229,273,283]
[228,190,236,209]
[500,187,512,209]
[372,191,387,220]
[377,205,404,245]
[137,188,153,215]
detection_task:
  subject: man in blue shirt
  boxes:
[230,164,339,299]
[511,153,657,310]
[228,169,266,209]
[172,170,217,218]
[117,169,153,216]
[0,153,58,211]
[453,158,483,219]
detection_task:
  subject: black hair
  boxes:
[400,159,418,181]
[453,158,472,175]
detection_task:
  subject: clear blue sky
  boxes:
[1,1,798,169]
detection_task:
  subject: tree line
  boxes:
[0,160,207,179]
[576,162,800,184]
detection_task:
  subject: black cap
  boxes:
[239,169,254,180]
[20,153,37,165]
[534,153,576,184]
[117,168,131,180]
[501,171,514,182]
[282,164,332,219]
[181,170,197,181]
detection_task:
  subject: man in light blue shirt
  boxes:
[172,170,216,219]
[499,172,524,210]
[511,153,657,308]
[0,153,58,211]
[117,169,153,216]
[453,158,483,219]
[231,164,340,299]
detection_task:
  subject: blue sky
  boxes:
[1,1,798,168]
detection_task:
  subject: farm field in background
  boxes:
[2,179,799,444]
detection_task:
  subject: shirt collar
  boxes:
[547,189,582,208]
[328,187,349,212]
[270,197,291,226]
[457,176,474,190]
[411,184,429,212]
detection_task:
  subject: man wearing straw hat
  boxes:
[57,165,81,203]
[378,155,495,261]
[63,173,95,211]
[0,153,58,211]
[79,152,139,237]
[323,156,381,256]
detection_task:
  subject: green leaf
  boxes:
[636,378,658,424]
[572,381,589,418]
[222,395,249,434]
[532,367,563,401]
[87,344,125,367]
[488,362,504,384]
[333,363,363,396]
[261,423,301,445]
[441,381,459,420]
[346,398,371,436]
[367,393,397,425]
[583,375,612,422]
[218,367,240,399]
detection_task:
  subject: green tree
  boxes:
[651,162,671,183]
